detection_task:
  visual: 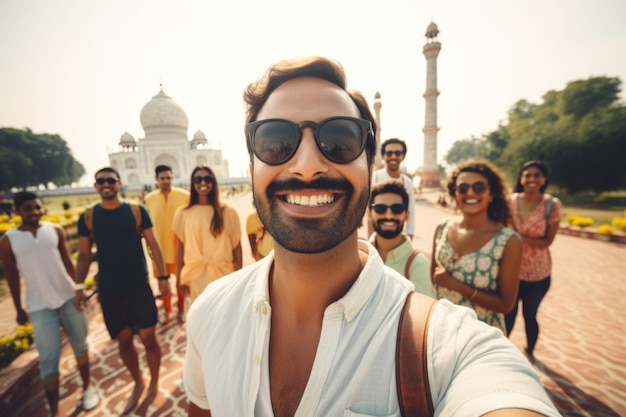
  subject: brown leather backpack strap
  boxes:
[396,291,437,417]
[404,250,420,279]
[128,202,143,235]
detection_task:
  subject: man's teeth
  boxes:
[286,193,334,206]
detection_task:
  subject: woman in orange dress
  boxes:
[174,166,242,304]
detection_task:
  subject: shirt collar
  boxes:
[336,240,385,321]
[251,240,386,322]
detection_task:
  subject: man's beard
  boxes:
[253,177,370,254]
[100,190,118,200]
[372,219,404,239]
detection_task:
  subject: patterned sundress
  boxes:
[433,218,518,334]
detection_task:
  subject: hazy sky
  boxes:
[1,0,625,184]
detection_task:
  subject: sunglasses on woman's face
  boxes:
[192,175,214,184]
[370,203,406,215]
[246,116,372,165]
[456,181,488,195]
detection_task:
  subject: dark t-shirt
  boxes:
[78,202,153,302]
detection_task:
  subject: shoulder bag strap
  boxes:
[396,291,437,417]
[544,195,554,237]
[83,204,99,238]
[544,195,554,220]
[404,250,420,279]
[128,203,143,235]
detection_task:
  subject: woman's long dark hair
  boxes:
[447,159,514,227]
[187,165,224,236]
[514,160,549,193]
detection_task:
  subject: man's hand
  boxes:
[16,307,29,325]
[158,278,171,298]
[74,290,88,311]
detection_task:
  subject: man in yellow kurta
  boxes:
[144,165,189,322]
[173,166,242,303]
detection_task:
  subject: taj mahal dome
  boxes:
[108,87,229,187]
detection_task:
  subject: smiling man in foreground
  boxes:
[183,56,560,417]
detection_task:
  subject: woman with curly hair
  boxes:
[505,160,561,357]
[174,165,242,305]
[430,159,522,333]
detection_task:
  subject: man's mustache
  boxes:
[266,177,353,199]
[377,219,401,227]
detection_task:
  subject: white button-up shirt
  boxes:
[184,241,559,417]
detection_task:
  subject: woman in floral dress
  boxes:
[505,160,561,357]
[431,160,522,333]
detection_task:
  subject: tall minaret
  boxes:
[373,91,383,169]
[421,21,442,187]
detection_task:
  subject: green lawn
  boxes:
[549,190,625,226]
[560,205,624,226]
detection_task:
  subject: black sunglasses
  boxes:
[192,175,214,184]
[456,181,489,195]
[384,150,404,157]
[246,116,372,165]
[370,203,406,215]
[95,178,118,185]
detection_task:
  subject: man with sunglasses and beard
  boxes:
[183,57,559,417]
[368,138,415,240]
[368,180,432,297]
[75,167,170,415]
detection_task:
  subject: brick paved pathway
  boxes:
[2,190,625,416]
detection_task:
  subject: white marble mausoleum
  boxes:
[108,87,229,187]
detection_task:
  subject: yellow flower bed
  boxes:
[597,224,614,236]
[566,215,594,228]
[565,210,626,236]
[0,209,80,235]
[612,216,626,232]
[0,323,34,369]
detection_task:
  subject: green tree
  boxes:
[445,76,626,192]
[557,76,621,119]
[0,128,85,190]
[444,136,485,165]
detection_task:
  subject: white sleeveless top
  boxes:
[6,222,75,312]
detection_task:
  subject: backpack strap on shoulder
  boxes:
[543,195,554,237]
[404,249,420,279]
[396,291,437,417]
[84,203,142,237]
[83,204,97,238]
[544,195,554,220]
[128,202,143,235]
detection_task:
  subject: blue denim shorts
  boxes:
[30,297,89,381]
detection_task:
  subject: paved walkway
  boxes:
[1,190,625,416]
